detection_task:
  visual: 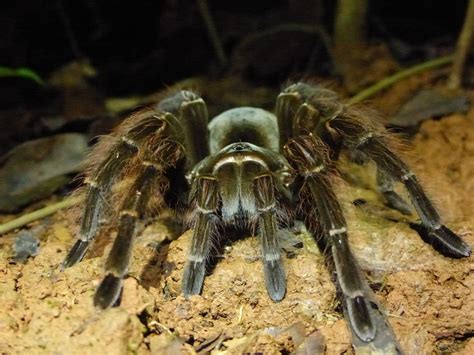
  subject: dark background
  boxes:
[0,0,471,157]
[0,0,468,97]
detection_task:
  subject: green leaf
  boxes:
[0,66,45,85]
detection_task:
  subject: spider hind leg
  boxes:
[348,148,412,215]
[376,167,412,215]
[330,113,471,258]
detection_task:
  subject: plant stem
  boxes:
[349,55,454,104]
[332,0,369,91]
[448,0,474,90]
[334,0,368,46]
[0,195,83,235]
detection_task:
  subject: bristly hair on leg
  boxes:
[329,105,471,257]
[62,108,165,269]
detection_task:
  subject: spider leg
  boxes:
[254,174,286,301]
[62,111,165,268]
[93,132,183,309]
[156,90,209,168]
[94,162,162,309]
[276,82,341,152]
[348,149,412,215]
[278,83,412,216]
[182,177,219,296]
[376,168,412,215]
[63,90,209,269]
[284,134,379,342]
[330,114,471,258]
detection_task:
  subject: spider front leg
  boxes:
[330,113,471,258]
[284,135,380,343]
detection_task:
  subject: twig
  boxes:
[448,0,474,90]
[0,195,83,235]
[197,0,227,66]
[349,55,454,104]
[55,0,84,59]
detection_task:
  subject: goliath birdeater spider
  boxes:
[62,83,471,348]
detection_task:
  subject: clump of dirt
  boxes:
[0,110,473,354]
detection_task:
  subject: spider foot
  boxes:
[62,240,90,270]
[182,260,206,297]
[347,296,376,342]
[346,295,403,353]
[94,273,123,309]
[429,225,471,258]
[410,223,471,258]
[382,190,412,215]
[263,259,286,302]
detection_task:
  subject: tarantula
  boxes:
[62,83,470,349]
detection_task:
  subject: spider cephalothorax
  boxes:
[62,83,471,351]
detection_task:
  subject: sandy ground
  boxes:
[1,109,473,354]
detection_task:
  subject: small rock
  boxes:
[294,330,326,355]
[0,133,88,211]
[13,230,40,263]
[391,89,469,127]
